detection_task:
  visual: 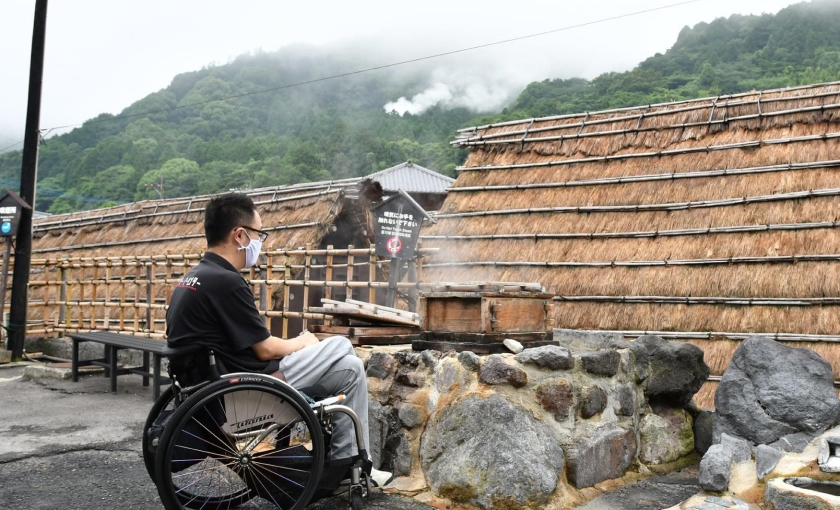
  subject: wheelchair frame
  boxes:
[144,347,372,510]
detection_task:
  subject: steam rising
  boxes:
[384,81,513,116]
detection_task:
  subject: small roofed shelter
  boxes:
[369,161,454,211]
[28,178,383,338]
[422,81,840,407]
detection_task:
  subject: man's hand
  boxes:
[297,331,320,348]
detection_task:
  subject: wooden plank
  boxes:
[311,324,418,336]
[324,298,419,321]
[308,307,418,327]
[421,331,552,344]
[357,334,420,346]
[412,339,556,354]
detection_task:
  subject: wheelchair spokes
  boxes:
[155,379,324,510]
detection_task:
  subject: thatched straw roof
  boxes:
[422,81,840,396]
[32,177,382,259]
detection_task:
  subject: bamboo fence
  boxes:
[12,246,436,341]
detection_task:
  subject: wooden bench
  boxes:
[68,331,169,401]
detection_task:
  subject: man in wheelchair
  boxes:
[164,193,393,494]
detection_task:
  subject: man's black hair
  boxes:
[204,193,257,247]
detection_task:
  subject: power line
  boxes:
[46,0,704,132]
[0,140,24,153]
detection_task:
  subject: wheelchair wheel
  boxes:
[143,386,176,482]
[154,375,325,510]
[350,489,363,510]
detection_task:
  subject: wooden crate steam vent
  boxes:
[412,282,555,353]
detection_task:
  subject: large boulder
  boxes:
[637,335,710,407]
[715,337,840,445]
[639,407,695,465]
[369,401,412,475]
[566,426,637,488]
[421,396,564,509]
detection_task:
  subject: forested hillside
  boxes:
[1,0,839,213]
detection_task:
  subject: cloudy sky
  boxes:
[1,0,799,147]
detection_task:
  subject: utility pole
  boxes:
[8,0,48,361]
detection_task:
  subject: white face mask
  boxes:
[238,233,262,267]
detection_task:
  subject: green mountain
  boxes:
[2,0,840,213]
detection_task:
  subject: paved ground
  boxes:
[0,364,429,510]
[0,363,701,510]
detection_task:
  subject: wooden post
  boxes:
[282,253,290,339]
[92,261,99,330]
[133,261,140,333]
[118,262,126,331]
[265,252,273,332]
[302,244,311,331]
[259,253,268,326]
[407,258,418,312]
[369,250,376,304]
[324,245,334,301]
[346,245,354,301]
[77,263,84,330]
[0,238,11,347]
[385,258,400,308]
[58,264,67,332]
[145,264,153,333]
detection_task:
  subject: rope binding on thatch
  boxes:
[423,253,840,268]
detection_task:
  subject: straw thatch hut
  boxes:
[29,178,383,337]
[421,81,840,407]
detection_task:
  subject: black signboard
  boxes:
[373,190,433,260]
[0,190,30,237]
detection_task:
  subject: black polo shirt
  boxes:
[166,252,277,374]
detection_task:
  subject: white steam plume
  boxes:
[384,79,515,116]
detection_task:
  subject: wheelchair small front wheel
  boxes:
[154,375,325,510]
[349,488,363,510]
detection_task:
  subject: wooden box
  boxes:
[413,291,555,353]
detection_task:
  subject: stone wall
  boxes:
[359,335,707,510]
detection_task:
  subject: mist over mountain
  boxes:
[1,0,839,214]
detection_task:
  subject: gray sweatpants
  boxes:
[276,336,368,461]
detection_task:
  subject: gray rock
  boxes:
[395,368,425,387]
[616,385,636,416]
[369,401,412,475]
[503,338,524,354]
[694,410,715,454]
[581,386,608,418]
[638,335,710,407]
[755,444,784,480]
[366,352,396,379]
[398,403,427,429]
[421,396,565,508]
[566,426,637,488]
[479,355,528,388]
[720,433,751,463]
[515,345,574,370]
[715,336,840,445]
[554,329,622,351]
[393,350,421,367]
[610,339,650,382]
[580,350,620,377]
[769,431,816,453]
[536,378,575,421]
[421,350,442,368]
[457,351,480,372]
[638,407,695,465]
[699,444,733,492]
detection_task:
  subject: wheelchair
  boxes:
[143,343,373,510]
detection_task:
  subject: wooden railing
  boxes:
[14,246,434,340]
